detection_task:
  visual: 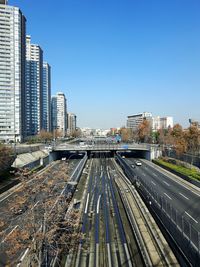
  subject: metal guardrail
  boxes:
[113,157,178,266]
[116,153,200,266]
[70,153,88,183]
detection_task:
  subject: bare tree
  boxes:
[0,161,82,266]
[185,125,200,164]
[137,119,152,143]
[0,144,15,176]
[37,130,53,143]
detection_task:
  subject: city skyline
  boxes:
[9,0,200,129]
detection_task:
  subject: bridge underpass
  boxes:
[51,142,161,160]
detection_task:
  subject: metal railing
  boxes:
[136,177,200,266]
[70,152,87,182]
[115,153,200,266]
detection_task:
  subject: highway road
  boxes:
[72,154,179,267]
[74,155,142,267]
[123,157,200,266]
[126,158,200,230]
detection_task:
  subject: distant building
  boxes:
[42,62,51,132]
[152,116,173,131]
[67,113,77,136]
[110,128,118,135]
[160,117,173,129]
[0,1,7,5]
[51,92,67,137]
[127,112,152,131]
[25,35,43,136]
[51,96,57,133]
[189,119,200,129]
[0,2,26,142]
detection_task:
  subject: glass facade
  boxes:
[0,4,26,142]
[25,35,43,136]
[67,113,77,136]
[51,92,67,137]
[42,62,51,132]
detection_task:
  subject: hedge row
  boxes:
[155,159,200,182]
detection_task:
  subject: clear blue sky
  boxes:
[10,0,200,129]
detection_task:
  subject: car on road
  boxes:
[135,161,142,166]
[12,206,28,216]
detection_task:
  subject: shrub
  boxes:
[155,159,200,181]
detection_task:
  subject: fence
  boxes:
[136,177,200,266]
[70,152,88,182]
[164,149,200,168]
[115,153,200,267]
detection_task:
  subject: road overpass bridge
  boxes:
[51,143,162,160]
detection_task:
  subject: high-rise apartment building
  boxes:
[127,112,152,131]
[51,92,67,137]
[67,113,77,136]
[25,35,43,136]
[42,62,51,132]
[0,1,26,142]
[51,96,57,133]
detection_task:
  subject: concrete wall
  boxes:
[150,146,162,160]
[13,150,49,168]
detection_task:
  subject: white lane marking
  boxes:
[144,160,200,197]
[0,191,15,203]
[16,248,29,267]
[179,192,189,200]
[84,193,90,214]
[151,181,156,186]
[185,212,198,224]
[164,193,172,200]
[107,243,112,267]
[96,244,99,267]
[97,195,101,214]
[124,243,133,267]
[152,173,157,177]
[31,201,39,210]
[163,181,170,186]
[2,225,18,243]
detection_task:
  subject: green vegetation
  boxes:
[154,158,200,182]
